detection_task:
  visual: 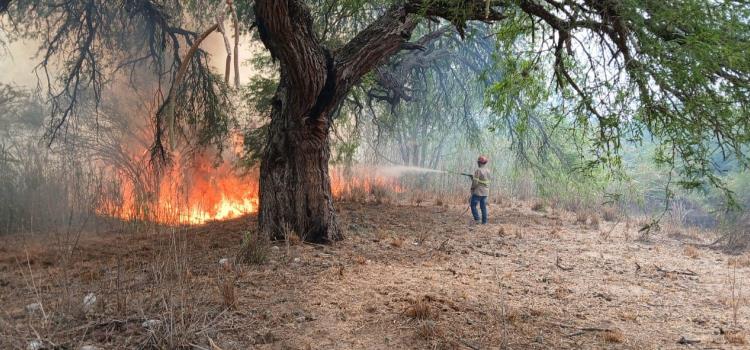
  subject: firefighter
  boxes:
[470,155,490,224]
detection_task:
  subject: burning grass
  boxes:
[98,165,408,227]
[330,167,404,203]
[101,153,261,225]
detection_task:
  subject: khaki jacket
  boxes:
[471,166,490,196]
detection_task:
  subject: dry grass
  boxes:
[375,229,389,242]
[589,213,600,229]
[636,219,660,241]
[553,286,571,299]
[618,311,638,322]
[236,230,269,265]
[603,330,625,343]
[531,201,546,212]
[372,184,392,205]
[601,206,619,222]
[549,227,561,238]
[727,265,744,327]
[415,320,443,340]
[340,186,367,203]
[729,254,750,268]
[498,226,506,236]
[405,298,434,320]
[415,229,429,245]
[683,245,700,259]
[575,211,589,225]
[1,201,747,350]
[287,232,301,245]
[503,306,521,325]
[725,332,747,345]
[1,228,237,349]
[216,271,236,309]
[721,214,750,252]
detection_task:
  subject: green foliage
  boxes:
[307,0,394,47]
[238,73,277,168]
[153,59,234,163]
[359,23,494,167]
[240,124,268,168]
[484,0,750,208]
[242,76,278,118]
[332,139,360,165]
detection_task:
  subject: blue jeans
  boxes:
[470,195,488,224]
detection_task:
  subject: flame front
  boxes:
[330,167,404,198]
[102,160,403,225]
[101,152,259,225]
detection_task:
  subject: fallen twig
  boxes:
[677,336,700,345]
[655,266,697,276]
[418,238,451,258]
[474,249,506,257]
[549,321,617,336]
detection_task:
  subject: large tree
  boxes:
[2,0,749,242]
[251,1,510,242]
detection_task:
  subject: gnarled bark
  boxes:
[254,0,507,242]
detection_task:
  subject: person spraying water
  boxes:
[469,155,491,225]
[369,162,491,224]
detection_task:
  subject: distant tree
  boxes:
[1,1,749,242]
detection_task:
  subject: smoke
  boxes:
[0,18,270,228]
[0,40,42,87]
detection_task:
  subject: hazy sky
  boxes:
[0,29,264,89]
[0,40,41,87]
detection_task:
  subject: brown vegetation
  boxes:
[684,245,700,259]
[725,332,748,345]
[601,206,619,222]
[0,200,746,349]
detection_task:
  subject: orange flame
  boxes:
[103,156,403,225]
[330,167,404,199]
[103,152,259,225]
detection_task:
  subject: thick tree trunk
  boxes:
[258,94,341,242]
[255,1,340,242]
[253,0,499,242]
[254,1,418,242]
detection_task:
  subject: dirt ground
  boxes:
[1,199,748,349]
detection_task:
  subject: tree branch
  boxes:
[254,0,327,96]
[335,6,418,94]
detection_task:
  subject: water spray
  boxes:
[373,166,475,181]
[444,170,474,179]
